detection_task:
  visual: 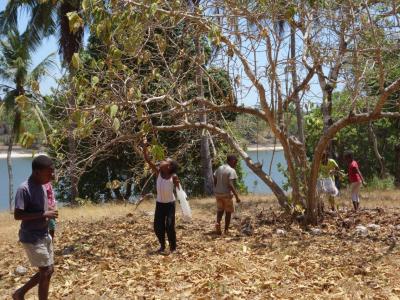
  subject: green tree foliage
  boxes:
[47,2,244,202]
[305,42,400,184]
[47,1,400,225]
[0,26,55,144]
[305,92,400,183]
[0,0,87,204]
[17,0,399,227]
[0,25,55,209]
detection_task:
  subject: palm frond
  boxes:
[0,0,20,34]
[0,0,55,38]
[0,25,36,88]
[32,103,52,141]
[2,90,18,112]
[22,25,44,53]
[0,57,14,82]
[29,1,57,37]
[1,27,31,65]
[23,1,57,51]
[29,52,57,81]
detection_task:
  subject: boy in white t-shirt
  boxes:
[142,138,180,254]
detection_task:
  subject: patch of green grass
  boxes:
[366,175,395,191]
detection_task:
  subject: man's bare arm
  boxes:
[14,209,58,221]
[356,167,366,185]
[228,179,241,203]
[142,141,159,175]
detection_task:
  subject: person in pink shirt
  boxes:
[344,151,366,211]
[44,183,56,239]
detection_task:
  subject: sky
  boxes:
[0,0,325,107]
[0,0,62,96]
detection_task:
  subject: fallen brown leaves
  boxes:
[1,199,400,299]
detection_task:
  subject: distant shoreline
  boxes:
[0,145,46,159]
[246,144,283,151]
[0,144,283,158]
[0,148,283,158]
[0,153,46,159]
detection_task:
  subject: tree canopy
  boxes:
[1,0,399,224]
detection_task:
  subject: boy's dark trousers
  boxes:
[154,201,176,250]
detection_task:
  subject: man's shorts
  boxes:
[216,195,234,213]
[22,235,54,267]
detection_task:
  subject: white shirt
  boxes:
[156,174,175,203]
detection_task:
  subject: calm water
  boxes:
[0,157,34,211]
[242,150,286,194]
[0,150,287,211]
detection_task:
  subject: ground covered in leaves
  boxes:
[1,196,400,299]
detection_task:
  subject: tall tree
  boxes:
[116,0,400,224]
[0,0,84,203]
[0,0,83,63]
[60,1,84,204]
[189,0,214,195]
[0,26,55,210]
[46,1,241,201]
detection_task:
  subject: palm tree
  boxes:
[0,0,84,203]
[0,26,55,211]
[0,0,83,65]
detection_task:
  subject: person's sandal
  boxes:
[156,247,166,254]
[170,247,179,254]
[215,223,222,235]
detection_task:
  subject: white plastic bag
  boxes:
[176,184,192,221]
[317,178,339,197]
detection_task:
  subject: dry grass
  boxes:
[0,191,399,299]
[0,195,275,240]
[0,203,135,246]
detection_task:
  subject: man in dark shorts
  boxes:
[213,154,241,235]
[13,155,58,300]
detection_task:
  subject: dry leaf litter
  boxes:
[1,200,400,299]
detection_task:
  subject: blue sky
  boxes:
[0,0,62,95]
[0,1,324,107]
[0,1,269,106]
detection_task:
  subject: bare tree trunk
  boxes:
[7,133,14,211]
[125,179,133,199]
[59,0,84,205]
[67,91,79,204]
[7,108,22,212]
[290,26,305,143]
[395,144,400,187]
[367,122,386,177]
[68,129,79,204]
[200,134,214,195]
[195,36,213,195]
[321,88,334,157]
